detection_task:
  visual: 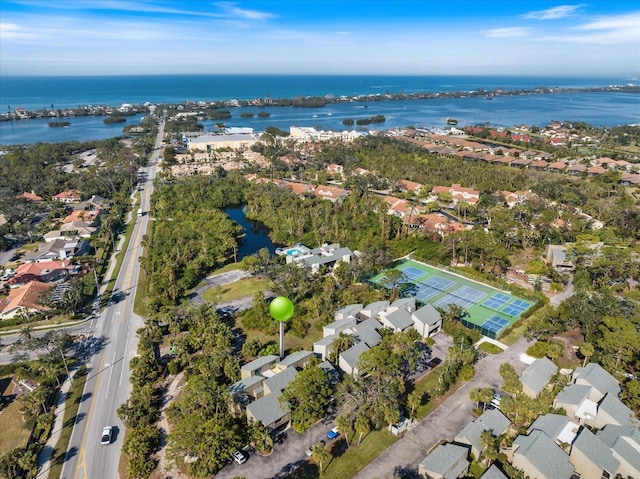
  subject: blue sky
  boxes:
[1,1,639,76]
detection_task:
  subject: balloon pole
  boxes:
[279,321,285,360]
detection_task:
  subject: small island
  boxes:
[103,116,127,124]
[48,121,71,127]
[356,114,386,125]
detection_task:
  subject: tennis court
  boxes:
[371,259,536,339]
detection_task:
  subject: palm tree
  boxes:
[311,441,331,474]
[354,414,370,446]
[579,342,594,366]
[336,414,354,447]
[331,332,355,360]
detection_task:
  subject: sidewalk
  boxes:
[35,370,76,479]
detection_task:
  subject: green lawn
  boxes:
[478,342,504,354]
[201,276,268,303]
[286,430,398,479]
[0,381,32,454]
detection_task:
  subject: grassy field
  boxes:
[0,380,32,454]
[47,366,88,479]
[478,342,504,354]
[201,276,268,303]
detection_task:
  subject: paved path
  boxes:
[352,336,531,479]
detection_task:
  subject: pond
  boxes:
[224,205,276,260]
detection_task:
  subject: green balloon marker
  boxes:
[269,296,294,322]
[270,296,293,359]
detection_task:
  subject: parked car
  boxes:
[231,450,246,465]
[306,440,325,457]
[327,427,340,439]
[101,426,113,445]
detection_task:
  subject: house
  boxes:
[529,160,549,171]
[7,260,71,287]
[567,164,587,176]
[569,427,620,479]
[594,393,640,429]
[313,334,338,361]
[284,243,352,273]
[528,413,579,445]
[325,163,344,176]
[454,408,510,459]
[338,342,370,376]
[245,367,297,431]
[240,355,279,379]
[571,362,620,400]
[411,304,443,338]
[323,316,357,337]
[545,244,574,272]
[432,184,480,205]
[18,191,43,202]
[596,425,640,479]
[274,350,314,372]
[52,189,82,203]
[418,443,470,479]
[510,430,574,479]
[62,209,100,224]
[587,165,607,176]
[359,301,389,320]
[553,384,598,425]
[519,357,558,398]
[397,179,424,194]
[334,303,362,320]
[547,161,567,172]
[312,185,348,202]
[1,281,55,319]
[43,222,97,242]
[378,307,414,333]
[22,239,90,262]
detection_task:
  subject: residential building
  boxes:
[411,304,443,338]
[519,357,558,398]
[1,281,54,319]
[596,425,640,478]
[187,133,258,152]
[418,443,470,479]
[544,244,575,271]
[52,189,82,203]
[510,429,574,479]
[454,408,511,459]
[528,413,579,446]
[569,427,620,479]
[283,243,353,273]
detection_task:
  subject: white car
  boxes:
[231,450,246,465]
[101,426,113,445]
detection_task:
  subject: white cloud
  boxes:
[484,27,532,38]
[214,2,275,21]
[542,11,640,44]
[523,4,584,20]
[0,22,43,39]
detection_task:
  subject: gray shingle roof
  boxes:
[520,357,558,396]
[264,366,298,394]
[456,409,510,455]
[598,393,640,427]
[596,425,640,472]
[353,318,382,347]
[315,334,337,347]
[420,443,469,477]
[477,408,511,435]
[412,304,442,326]
[382,308,414,331]
[241,354,278,374]
[246,390,288,426]
[228,375,264,395]
[334,303,363,319]
[554,384,591,407]
[277,349,313,369]
[390,297,415,311]
[480,464,508,479]
[340,342,369,370]
[528,413,572,440]
[573,363,620,397]
[571,427,619,475]
[513,430,574,479]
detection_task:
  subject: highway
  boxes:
[60,120,164,479]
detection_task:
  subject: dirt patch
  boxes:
[152,371,190,479]
[553,327,583,369]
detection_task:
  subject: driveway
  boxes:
[352,336,531,479]
[187,270,249,306]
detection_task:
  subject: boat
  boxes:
[486,95,493,100]
[446,118,458,125]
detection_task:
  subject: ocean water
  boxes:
[0,75,638,145]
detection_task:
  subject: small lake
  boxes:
[224,205,276,260]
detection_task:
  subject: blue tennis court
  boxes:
[481,316,510,335]
[483,293,511,310]
[415,285,442,301]
[434,286,486,309]
[502,299,531,317]
[425,276,455,290]
[400,266,425,280]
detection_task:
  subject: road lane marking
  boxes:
[74,352,106,479]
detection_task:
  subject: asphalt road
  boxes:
[59,121,164,479]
